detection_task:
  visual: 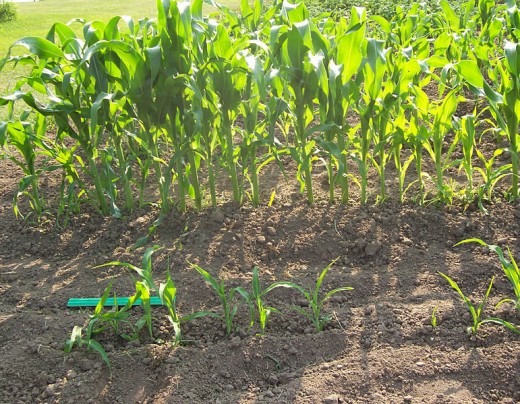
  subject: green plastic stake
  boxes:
[67,297,163,307]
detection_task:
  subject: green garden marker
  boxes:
[67,296,163,307]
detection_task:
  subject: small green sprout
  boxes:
[431,306,438,328]
[95,246,162,338]
[291,259,353,332]
[456,238,520,312]
[245,267,276,334]
[239,267,303,335]
[439,272,519,336]
[190,262,248,336]
[64,282,142,375]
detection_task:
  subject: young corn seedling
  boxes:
[190,263,247,336]
[439,272,519,335]
[250,267,278,335]
[94,290,145,341]
[65,284,113,374]
[291,259,352,332]
[475,148,511,212]
[453,113,477,203]
[160,269,214,345]
[424,90,459,204]
[65,325,112,375]
[96,248,212,345]
[456,238,520,312]
[239,267,303,335]
[95,246,161,338]
[157,272,186,345]
[456,49,520,201]
[64,282,143,375]
[431,306,438,329]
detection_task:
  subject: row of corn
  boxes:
[0,0,519,224]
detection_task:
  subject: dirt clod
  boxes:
[323,394,340,404]
[365,241,382,256]
[256,235,267,244]
[210,209,225,223]
[266,226,277,236]
[80,359,95,372]
[44,384,56,398]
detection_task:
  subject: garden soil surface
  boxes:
[1,154,520,404]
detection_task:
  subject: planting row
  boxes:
[67,238,520,373]
[66,250,352,373]
[0,0,519,224]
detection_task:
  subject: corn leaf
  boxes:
[12,37,65,60]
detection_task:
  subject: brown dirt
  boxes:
[1,151,520,404]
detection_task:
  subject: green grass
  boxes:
[0,0,239,94]
[0,0,158,56]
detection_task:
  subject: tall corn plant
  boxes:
[206,22,252,205]
[53,18,147,217]
[0,114,47,218]
[133,0,206,213]
[379,3,439,204]
[270,4,328,204]
[319,8,365,204]
[456,44,520,201]
[240,53,272,207]
[2,18,149,217]
[425,90,459,203]
[388,111,416,203]
[190,69,220,208]
[499,39,520,201]
[4,0,520,220]
[206,0,279,207]
[408,85,432,205]
[453,113,477,202]
[208,60,246,205]
[355,38,389,205]
[454,1,520,202]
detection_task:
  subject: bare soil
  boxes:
[1,152,519,404]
